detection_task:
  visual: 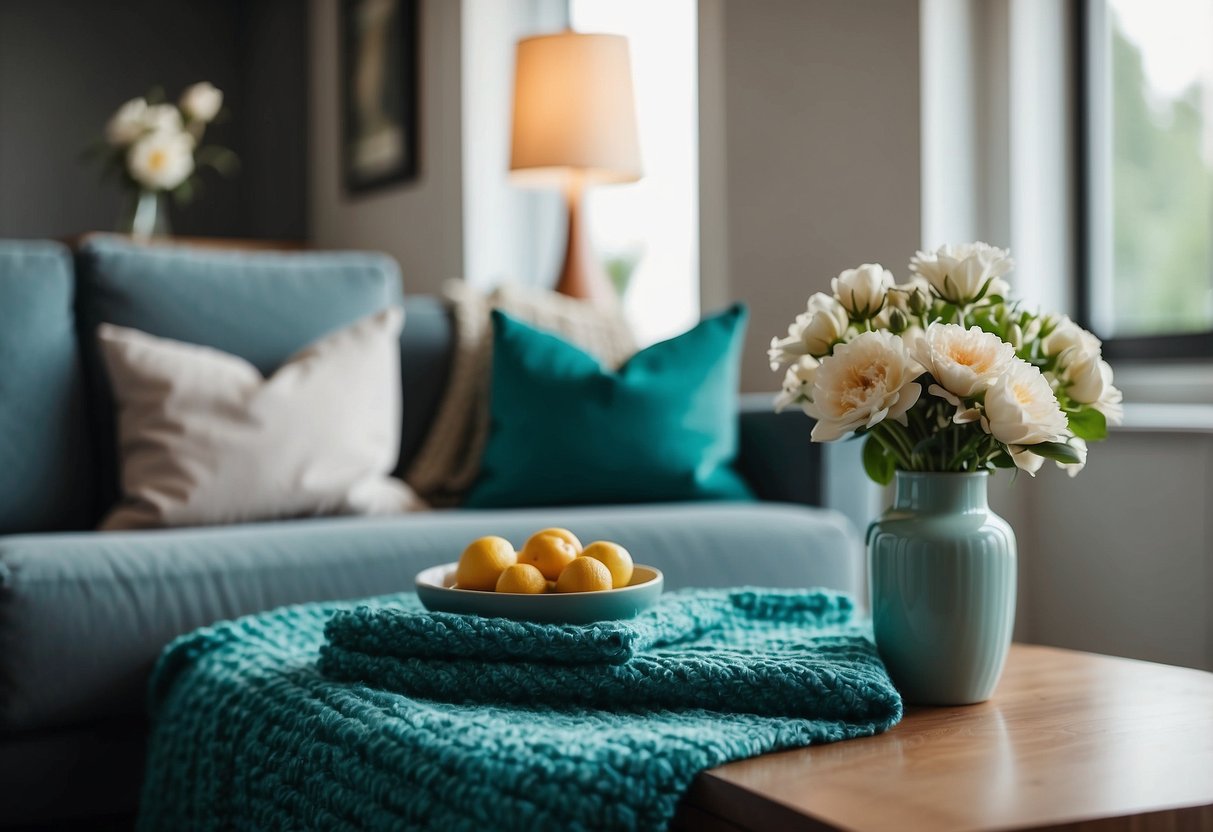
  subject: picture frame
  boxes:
[340,0,419,194]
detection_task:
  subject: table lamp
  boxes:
[509,31,642,303]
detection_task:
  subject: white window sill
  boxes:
[1116,403,1213,435]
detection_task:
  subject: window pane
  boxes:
[1102,0,1213,338]
[569,0,698,345]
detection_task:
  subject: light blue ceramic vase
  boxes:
[867,471,1016,705]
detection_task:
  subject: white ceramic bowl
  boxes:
[415,562,664,624]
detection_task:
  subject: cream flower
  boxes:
[127,130,195,191]
[910,242,1013,305]
[1041,315,1100,357]
[872,278,928,332]
[142,104,184,134]
[798,294,850,355]
[1059,344,1106,404]
[888,277,930,314]
[1008,446,1046,475]
[774,356,819,414]
[913,323,1016,401]
[179,82,223,123]
[105,98,148,146]
[832,264,894,319]
[803,330,924,441]
[983,359,1069,448]
[1056,436,1088,478]
[1093,364,1123,426]
[768,293,849,366]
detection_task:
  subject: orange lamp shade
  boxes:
[509,32,642,188]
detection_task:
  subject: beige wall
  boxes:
[309,0,464,296]
[1009,428,1213,671]
[700,0,922,392]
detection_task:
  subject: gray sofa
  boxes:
[0,238,870,828]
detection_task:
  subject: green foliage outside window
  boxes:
[1109,19,1213,337]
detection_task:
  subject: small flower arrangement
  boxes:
[86,82,237,232]
[769,243,1122,484]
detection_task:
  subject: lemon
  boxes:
[555,556,613,593]
[495,563,547,594]
[519,531,580,580]
[581,541,634,588]
[529,527,582,552]
[455,536,516,591]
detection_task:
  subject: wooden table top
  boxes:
[679,644,1213,832]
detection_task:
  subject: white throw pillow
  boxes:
[97,307,422,530]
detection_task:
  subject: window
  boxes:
[569,0,698,345]
[1080,0,1213,359]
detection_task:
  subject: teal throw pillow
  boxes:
[464,305,754,508]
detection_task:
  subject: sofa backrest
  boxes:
[70,237,450,523]
[0,241,95,534]
[396,294,453,471]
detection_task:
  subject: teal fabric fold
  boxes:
[139,590,900,832]
[323,589,852,666]
[319,591,880,720]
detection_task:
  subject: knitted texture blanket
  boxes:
[139,589,901,832]
[322,589,853,665]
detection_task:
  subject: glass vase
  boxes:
[119,189,171,240]
[867,470,1016,705]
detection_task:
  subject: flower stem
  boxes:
[873,423,912,470]
[889,421,917,468]
[949,430,985,471]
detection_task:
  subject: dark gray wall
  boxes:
[0,0,307,240]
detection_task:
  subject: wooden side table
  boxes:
[678,644,1213,831]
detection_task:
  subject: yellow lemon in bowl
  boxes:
[495,563,547,594]
[555,556,613,593]
[581,541,634,589]
[519,530,581,580]
[455,536,516,591]
[529,527,582,551]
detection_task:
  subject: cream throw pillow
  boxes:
[97,307,422,530]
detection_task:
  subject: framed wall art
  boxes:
[341,0,418,193]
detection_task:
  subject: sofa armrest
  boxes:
[736,393,823,506]
[736,393,883,538]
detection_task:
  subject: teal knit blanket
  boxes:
[139,589,901,831]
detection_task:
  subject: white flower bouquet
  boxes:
[769,243,1122,484]
[86,83,238,224]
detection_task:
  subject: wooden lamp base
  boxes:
[554,178,618,306]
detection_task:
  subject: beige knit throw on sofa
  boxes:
[405,279,636,505]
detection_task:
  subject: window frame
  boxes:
[1075,0,1213,362]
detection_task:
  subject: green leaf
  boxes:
[988,452,1016,468]
[196,145,241,177]
[173,178,194,205]
[1030,441,1084,464]
[1066,407,1108,441]
[971,313,1003,339]
[862,435,896,486]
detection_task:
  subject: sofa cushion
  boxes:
[0,241,94,533]
[466,306,754,508]
[0,502,858,732]
[405,280,637,504]
[74,238,406,515]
